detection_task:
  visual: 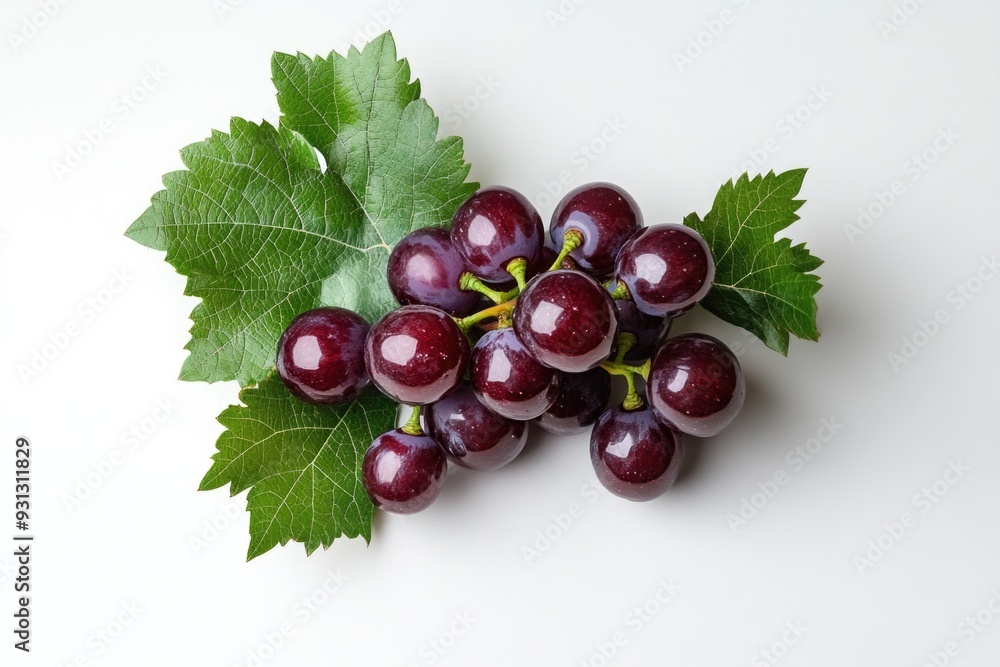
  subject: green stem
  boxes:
[607,279,630,301]
[507,257,528,292]
[496,308,514,329]
[456,299,517,332]
[598,357,651,411]
[497,286,520,302]
[622,374,644,411]
[459,272,508,304]
[614,332,637,364]
[549,229,584,271]
[635,358,651,381]
[599,358,650,381]
[400,405,423,436]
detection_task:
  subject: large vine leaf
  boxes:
[685,169,822,355]
[126,30,823,561]
[126,33,477,385]
[200,378,395,560]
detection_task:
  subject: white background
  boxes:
[2,0,1000,665]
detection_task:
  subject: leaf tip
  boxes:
[246,537,271,562]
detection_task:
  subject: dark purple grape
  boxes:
[535,368,611,435]
[387,228,479,316]
[648,333,745,437]
[614,224,714,317]
[590,406,684,501]
[450,186,544,283]
[362,430,447,514]
[512,270,618,373]
[426,383,527,471]
[470,327,561,420]
[364,305,470,405]
[550,182,642,276]
[615,300,670,363]
[276,308,370,404]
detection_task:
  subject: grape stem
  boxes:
[459,272,509,304]
[400,405,423,436]
[549,229,584,271]
[614,332,637,363]
[606,279,630,301]
[456,299,516,332]
[455,234,596,333]
[600,355,650,381]
[507,257,528,292]
[598,356,651,412]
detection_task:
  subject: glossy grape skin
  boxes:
[614,224,715,317]
[386,228,479,316]
[426,383,527,471]
[362,430,447,514]
[470,327,562,420]
[590,406,684,501]
[550,182,642,276]
[535,368,611,435]
[648,333,745,438]
[450,186,544,282]
[364,305,470,405]
[616,300,671,363]
[513,270,618,373]
[276,308,370,404]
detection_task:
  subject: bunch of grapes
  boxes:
[275,183,745,513]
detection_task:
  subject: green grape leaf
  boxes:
[126,33,477,385]
[685,169,822,355]
[200,377,395,560]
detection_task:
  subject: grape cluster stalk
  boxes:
[275,182,745,512]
